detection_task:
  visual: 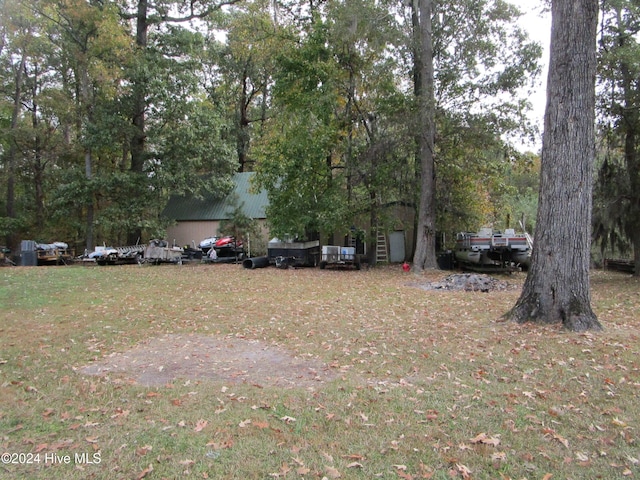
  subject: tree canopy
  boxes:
[6,0,629,273]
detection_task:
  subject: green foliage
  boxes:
[218,194,261,248]
[149,99,237,199]
[0,0,544,254]
[254,113,349,239]
[594,0,640,263]
[434,109,539,247]
[592,145,632,257]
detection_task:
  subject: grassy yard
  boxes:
[1,264,638,479]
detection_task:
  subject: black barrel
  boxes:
[242,256,269,269]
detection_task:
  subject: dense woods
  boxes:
[0,0,541,254]
[1,0,639,283]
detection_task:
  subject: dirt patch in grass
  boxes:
[79,333,335,388]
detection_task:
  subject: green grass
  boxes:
[1,264,639,479]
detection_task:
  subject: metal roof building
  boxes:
[163,172,270,250]
[163,172,268,221]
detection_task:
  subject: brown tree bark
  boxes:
[5,53,25,251]
[507,0,602,331]
[411,0,438,271]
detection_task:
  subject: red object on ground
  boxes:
[402,262,410,272]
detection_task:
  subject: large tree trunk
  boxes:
[507,0,602,331]
[411,0,438,271]
[127,0,149,246]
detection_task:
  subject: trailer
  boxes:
[319,245,361,270]
[92,240,182,265]
[37,242,74,265]
[267,238,320,268]
[92,245,146,265]
[141,240,183,265]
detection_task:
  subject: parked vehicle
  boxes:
[198,236,218,254]
[212,236,245,260]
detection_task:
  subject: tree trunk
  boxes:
[30,64,46,230]
[507,0,602,331]
[5,53,25,251]
[85,149,94,252]
[237,65,251,173]
[127,0,149,246]
[411,0,438,271]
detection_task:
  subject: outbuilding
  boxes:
[162,172,270,254]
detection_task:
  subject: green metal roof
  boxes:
[162,172,268,221]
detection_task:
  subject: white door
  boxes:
[388,231,406,263]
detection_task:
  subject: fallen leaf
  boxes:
[553,433,569,449]
[272,462,290,477]
[491,452,507,462]
[576,452,589,462]
[135,464,153,480]
[470,432,500,447]
[34,443,48,453]
[325,465,341,478]
[341,454,365,462]
[136,445,153,456]
[456,463,472,479]
[194,419,208,432]
[612,418,627,427]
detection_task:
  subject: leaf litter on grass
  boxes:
[2,265,639,479]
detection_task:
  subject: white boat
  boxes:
[455,228,532,270]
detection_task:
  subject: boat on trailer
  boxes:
[455,228,532,271]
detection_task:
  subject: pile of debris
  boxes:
[410,273,512,292]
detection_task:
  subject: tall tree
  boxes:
[218,0,281,173]
[411,0,437,271]
[506,0,602,331]
[407,0,542,267]
[594,1,640,276]
[253,0,410,247]
[42,0,132,250]
[118,0,240,244]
